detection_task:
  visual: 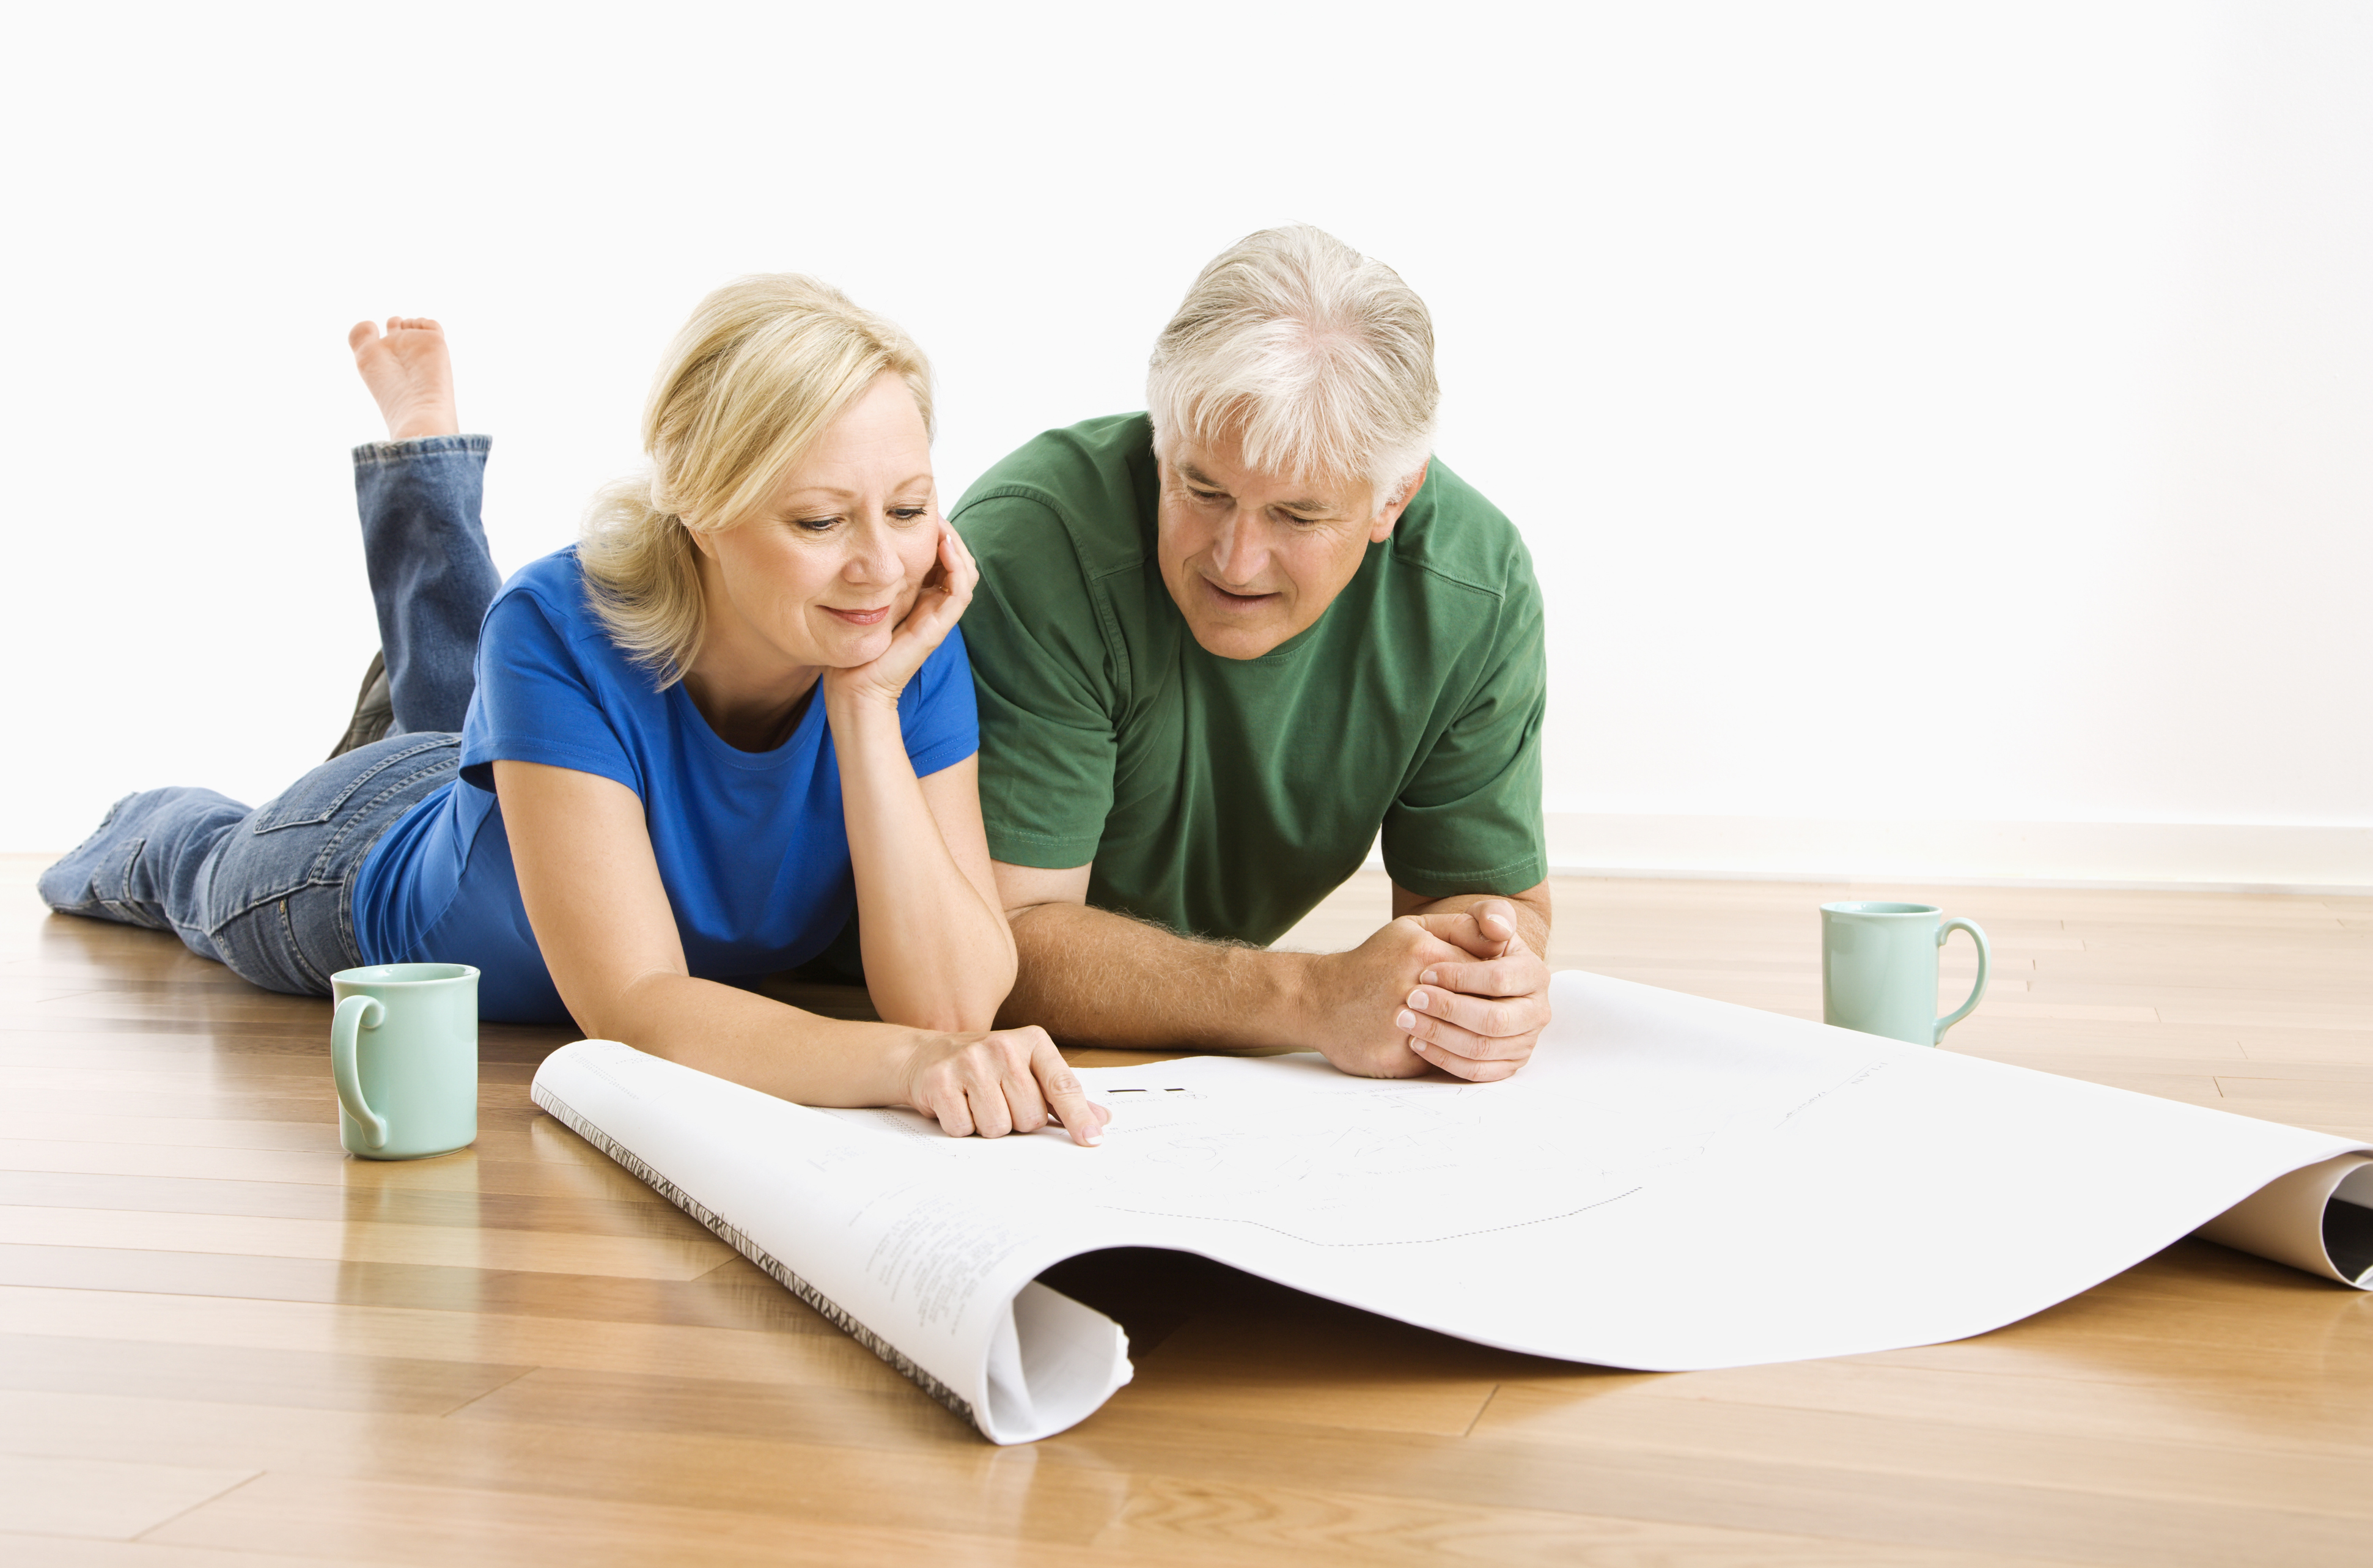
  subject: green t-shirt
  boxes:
[952,413,1546,948]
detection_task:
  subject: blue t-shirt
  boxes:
[350,547,980,1023]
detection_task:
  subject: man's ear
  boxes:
[1369,458,1430,542]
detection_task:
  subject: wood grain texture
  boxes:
[1,853,2369,1564]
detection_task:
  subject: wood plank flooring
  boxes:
[1,853,2367,1566]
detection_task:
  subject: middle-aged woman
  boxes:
[40,276,1105,1144]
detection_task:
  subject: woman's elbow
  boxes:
[889,971,1015,1036]
[896,996,1004,1034]
[564,970,672,1050]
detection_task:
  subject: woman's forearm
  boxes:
[497,756,993,1116]
[828,700,1015,1031]
[597,967,929,1106]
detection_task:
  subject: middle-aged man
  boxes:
[951,226,1551,1081]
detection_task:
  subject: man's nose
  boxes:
[1209,509,1265,584]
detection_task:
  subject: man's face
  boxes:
[1156,425,1423,660]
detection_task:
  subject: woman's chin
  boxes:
[822,627,895,668]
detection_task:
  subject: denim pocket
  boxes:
[249,737,460,833]
[297,748,461,889]
[196,736,462,974]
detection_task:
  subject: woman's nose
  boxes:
[845,524,902,584]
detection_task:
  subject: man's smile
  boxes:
[1200,577,1280,610]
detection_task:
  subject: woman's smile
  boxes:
[823,603,895,626]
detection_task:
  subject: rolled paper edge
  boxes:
[2195,1152,2373,1286]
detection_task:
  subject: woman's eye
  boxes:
[889,506,929,521]
[794,517,839,532]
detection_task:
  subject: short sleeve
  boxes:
[954,494,1121,868]
[1378,566,1549,897]
[459,590,641,795]
[897,626,981,778]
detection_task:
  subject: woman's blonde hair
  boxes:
[579,274,933,685]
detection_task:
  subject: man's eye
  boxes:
[1191,489,1226,504]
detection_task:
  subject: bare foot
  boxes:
[349,317,458,441]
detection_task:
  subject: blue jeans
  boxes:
[40,436,501,995]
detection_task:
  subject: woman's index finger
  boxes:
[1031,1040,1106,1147]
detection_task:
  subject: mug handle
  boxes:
[332,995,391,1150]
[1933,918,1992,1043]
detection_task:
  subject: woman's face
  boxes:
[693,372,940,676]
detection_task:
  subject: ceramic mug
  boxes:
[329,962,479,1159]
[1820,902,1991,1047]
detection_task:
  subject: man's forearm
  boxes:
[999,902,1314,1050]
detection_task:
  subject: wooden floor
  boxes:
[2,855,2369,1566]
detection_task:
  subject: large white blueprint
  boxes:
[529,971,2373,1444]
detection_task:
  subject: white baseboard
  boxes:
[1524,815,2373,895]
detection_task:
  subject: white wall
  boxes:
[6,2,2366,885]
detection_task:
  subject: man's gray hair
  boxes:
[1147,226,1439,505]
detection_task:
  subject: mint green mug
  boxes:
[1820,902,1991,1047]
[329,962,479,1159]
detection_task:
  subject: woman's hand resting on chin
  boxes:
[825,520,979,712]
[896,1025,1111,1146]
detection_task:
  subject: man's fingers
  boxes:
[1404,985,1542,1043]
[1396,1000,1541,1062]
[1031,1038,1108,1147]
[1420,908,1522,961]
[1471,897,1516,935]
[1415,954,1544,999]
[1464,899,1529,962]
[1407,1032,1528,1082]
